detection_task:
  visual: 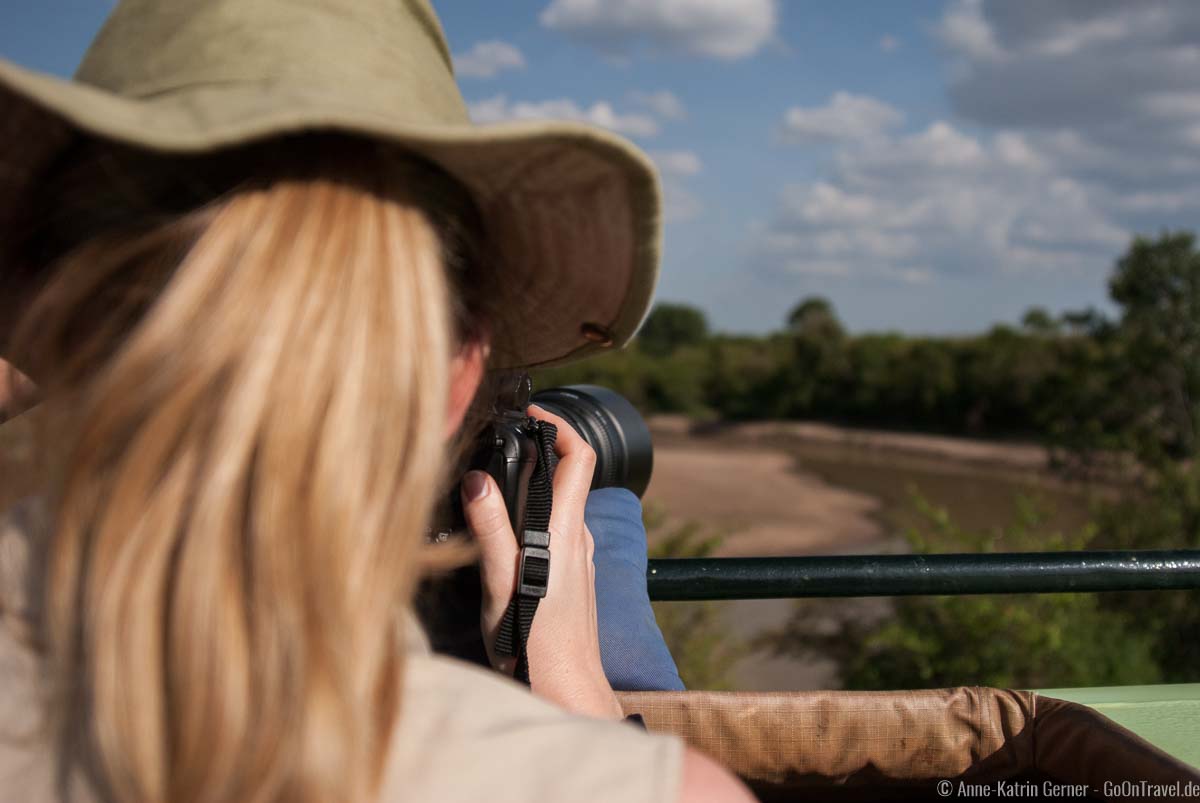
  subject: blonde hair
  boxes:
[4,135,493,803]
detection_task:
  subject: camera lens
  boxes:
[530,385,653,498]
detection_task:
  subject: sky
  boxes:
[2,1,1199,335]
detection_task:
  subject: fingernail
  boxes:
[463,470,489,501]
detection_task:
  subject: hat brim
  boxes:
[0,57,661,369]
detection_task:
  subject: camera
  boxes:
[446,373,654,535]
[421,374,653,663]
[533,382,654,498]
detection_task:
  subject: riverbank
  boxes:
[643,415,1097,559]
[642,415,1106,690]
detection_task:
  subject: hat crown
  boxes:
[75,0,469,126]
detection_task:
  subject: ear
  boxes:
[445,337,489,440]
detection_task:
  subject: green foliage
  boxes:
[1107,232,1200,460]
[635,302,710,358]
[536,301,1118,437]
[761,493,1161,690]
[701,336,792,420]
[533,342,712,416]
[1042,232,1200,682]
[1021,306,1058,335]
[786,296,844,340]
[644,505,741,690]
[839,592,1160,690]
[1091,462,1200,681]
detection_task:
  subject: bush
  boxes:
[637,303,709,358]
[759,492,1161,690]
[835,591,1160,690]
[1092,462,1200,681]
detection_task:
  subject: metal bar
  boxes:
[646,550,1200,601]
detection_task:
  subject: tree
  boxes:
[776,298,847,417]
[1021,307,1058,335]
[1093,462,1200,681]
[786,296,844,340]
[1108,231,1200,460]
[636,303,709,357]
[1059,307,1110,338]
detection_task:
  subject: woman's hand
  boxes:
[461,405,623,720]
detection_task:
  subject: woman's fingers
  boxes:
[527,405,595,540]
[461,470,519,613]
[461,409,621,717]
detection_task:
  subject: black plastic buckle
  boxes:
[517,529,551,598]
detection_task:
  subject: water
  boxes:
[644,422,1111,690]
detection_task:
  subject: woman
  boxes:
[0,1,753,802]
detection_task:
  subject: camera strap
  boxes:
[494,418,558,685]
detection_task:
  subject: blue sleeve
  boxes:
[584,488,686,691]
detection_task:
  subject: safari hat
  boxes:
[0,0,662,368]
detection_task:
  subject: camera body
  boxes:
[421,374,653,663]
[462,375,543,533]
[442,373,654,537]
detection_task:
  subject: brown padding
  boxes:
[618,688,1199,799]
[618,688,1036,786]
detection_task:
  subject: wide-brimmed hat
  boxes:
[0,0,662,368]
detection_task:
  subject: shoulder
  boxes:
[0,500,59,802]
[0,496,42,639]
[383,651,684,803]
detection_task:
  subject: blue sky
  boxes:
[3,1,1198,335]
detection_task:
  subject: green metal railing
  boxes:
[645,548,1200,766]
[645,549,1200,601]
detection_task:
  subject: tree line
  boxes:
[539,231,1200,466]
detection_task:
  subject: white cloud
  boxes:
[453,40,527,79]
[1142,91,1200,120]
[540,0,777,61]
[650,150,703,176]
[724,1,1200,332]
[629,90,687,120]
[936,0,1002,62]
[730,3,1200,309]
[879,34,900,53]
[933,0,1200,234]
[763,121,1129,283]
[780,92,903,143]
[469,95,660,137]
[468,87,692,140]
[1032,13,1138,58]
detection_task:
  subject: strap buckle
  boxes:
[517,529,551,598]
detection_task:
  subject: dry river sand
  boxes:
[645,443,884,557]
[639,417,1053,690]
[641,422,895,689]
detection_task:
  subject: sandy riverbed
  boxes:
[644,444,887,557]
[642,416,1062,558]
[639,417,1083,690]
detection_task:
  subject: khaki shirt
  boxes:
[0,499,683,803]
